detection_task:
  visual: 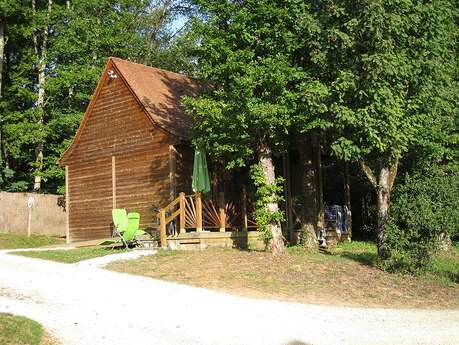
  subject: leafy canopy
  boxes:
[184,0,313,168]
[308,0,457,167]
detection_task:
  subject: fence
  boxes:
[0,192,66,237]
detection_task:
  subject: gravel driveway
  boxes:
[0,250,458,345]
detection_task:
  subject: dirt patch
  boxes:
[107,247,459,309]
[39,332,60,345]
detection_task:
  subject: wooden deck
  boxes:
[166,230,265,250]
[158,191,257,247]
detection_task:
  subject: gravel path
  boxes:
[0,250,458,345]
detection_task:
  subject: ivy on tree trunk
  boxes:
[257,136,284,254]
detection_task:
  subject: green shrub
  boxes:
[380,165,459,273]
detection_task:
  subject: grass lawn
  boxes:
[14,247,127,263]
[107,241,459,309]
[0,313,58,345]
[0,233,61,250]
[429,242,459,284]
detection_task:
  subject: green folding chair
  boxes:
[126,212,146,237]
[112,209,128,235]
[101,209,129,248]
[102,211,147,249]
[117,212,147,248]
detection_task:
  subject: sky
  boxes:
[171,14,188,34]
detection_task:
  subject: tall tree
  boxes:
[184,0,311,253]
[0,18,4,98]
[309,0,457,258]
[0,0,19,97]
[0,0,22,186]
[0,9,6,184]
[31,0,52,192]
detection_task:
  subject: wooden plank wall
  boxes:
[67,64,173,241]
[175,143,194,196]
[116,150,170,231]
[68,158,112,240]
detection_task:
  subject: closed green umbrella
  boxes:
[192,146,211,193]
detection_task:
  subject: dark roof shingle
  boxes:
[111,57,199,139]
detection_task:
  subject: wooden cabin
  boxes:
[60,57,351,248]
[60,57,262,248]
[60,57,199,242]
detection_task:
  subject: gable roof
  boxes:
[59,57,199,165]
[111,57,199,138]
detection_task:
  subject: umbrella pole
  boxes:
[195,192,203,232]
[219,192,226,232]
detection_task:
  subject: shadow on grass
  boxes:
[340,252,377,267]
[321,249,377,267]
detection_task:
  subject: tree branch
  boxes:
[361,161,378,188]
[388,156,399,192]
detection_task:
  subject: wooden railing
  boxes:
[158,189,256,248]
[159,192,184,247]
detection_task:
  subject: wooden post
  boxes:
[241,185,248,231]
[65,165,70,243]
[112,155,116,209]
[219,192,226,232]
[195,192,203,232]
[159,209,167,247]
[179,192,185,234]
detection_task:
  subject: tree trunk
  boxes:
[258,136,284,254]
[33,60,46,192]
[0,20,4,97]
[32,0,52,192]
[0,20,4,179]
[282,152,293,242]
[344,161,352,239]
[376,166,390,258]
[361,159,398,259]
[437,232,452,252]
[298,135,318,249]
[312,133,324,235]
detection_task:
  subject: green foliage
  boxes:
[250,164,284,243]
[310,0,457,166]
[184,0,311,168]
[1,0,196,193]
[300,0,459,258]
[380,165,459,273]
